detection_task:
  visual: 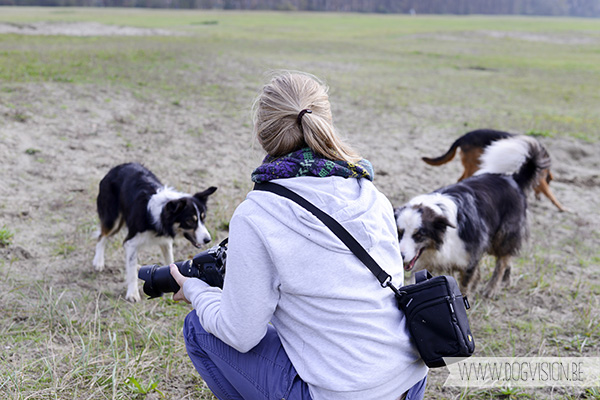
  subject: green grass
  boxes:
[0,225,14,247]
[0,282,192,399]
[1,8,599,143]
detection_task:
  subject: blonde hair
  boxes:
[252,71,361,163]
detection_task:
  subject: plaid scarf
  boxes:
[251,148,374,183]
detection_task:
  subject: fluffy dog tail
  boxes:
[475,136,551,191]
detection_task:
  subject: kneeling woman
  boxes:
[170,71,428,400]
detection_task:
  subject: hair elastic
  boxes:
[296,109,312,128]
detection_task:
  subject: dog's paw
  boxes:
[482,285,499,299]
[125,290,141,303]
[92,259,105,272]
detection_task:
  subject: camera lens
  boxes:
[138,239,227,300]
[138,261,187,298]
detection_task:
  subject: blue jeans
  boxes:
[183,311,427,400]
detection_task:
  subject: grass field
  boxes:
[2,9,600,142]
[1,7,599,400]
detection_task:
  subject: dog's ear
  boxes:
[165,199,186,216]
[194,186,217,202]
[433,215,456,231]
[393,206,406,220]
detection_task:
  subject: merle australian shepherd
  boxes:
[92,163,217,302]
[395,135,550,298]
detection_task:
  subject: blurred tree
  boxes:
[3,0,599,16]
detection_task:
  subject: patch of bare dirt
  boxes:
[0,81,261,294]
[408,30,600,45]
[0,21,186,36]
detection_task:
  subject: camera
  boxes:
[138,238,227,299]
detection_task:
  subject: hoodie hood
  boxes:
[246,176,394,253]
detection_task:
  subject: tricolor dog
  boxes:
[421,129,566,212]
[395,135,550,298]
[92,162,217,302]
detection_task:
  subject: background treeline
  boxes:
[1,0,600,17]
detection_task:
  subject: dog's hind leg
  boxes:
[502,266,511,286]
[123,238,141,302]
[536,171,567,212]
[483,256,511,298]
[94,181,124,271]
[459,259,481,296]
[92,216,123,272]
[93,234,108,271]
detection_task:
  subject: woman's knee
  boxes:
[184,310,202,332]
[183,311,209,353]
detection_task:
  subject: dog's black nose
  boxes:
[203,237,211,244]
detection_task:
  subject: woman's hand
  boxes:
[170,264,191,303]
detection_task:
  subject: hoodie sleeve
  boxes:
[183,206,280,353]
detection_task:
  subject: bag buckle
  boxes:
[383,277,405,299]
[381,276,393,288]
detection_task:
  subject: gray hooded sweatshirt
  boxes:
[183,176,428,399]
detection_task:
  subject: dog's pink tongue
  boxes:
[404,250,422,271]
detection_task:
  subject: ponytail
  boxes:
[253,71,361,163]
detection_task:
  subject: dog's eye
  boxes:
[200,212,206,221]
[183,217,196,227]
[413,230,424,241]
[397,229,404,240]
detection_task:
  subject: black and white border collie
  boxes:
[92,163,217,302]
[395,136,550,298]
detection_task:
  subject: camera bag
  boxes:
[395,270,474,368]
[254,182,475,368]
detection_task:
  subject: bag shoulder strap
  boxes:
[253,182,393,287]
[414,269,432,283]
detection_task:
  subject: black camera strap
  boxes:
[253,182,403,296]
